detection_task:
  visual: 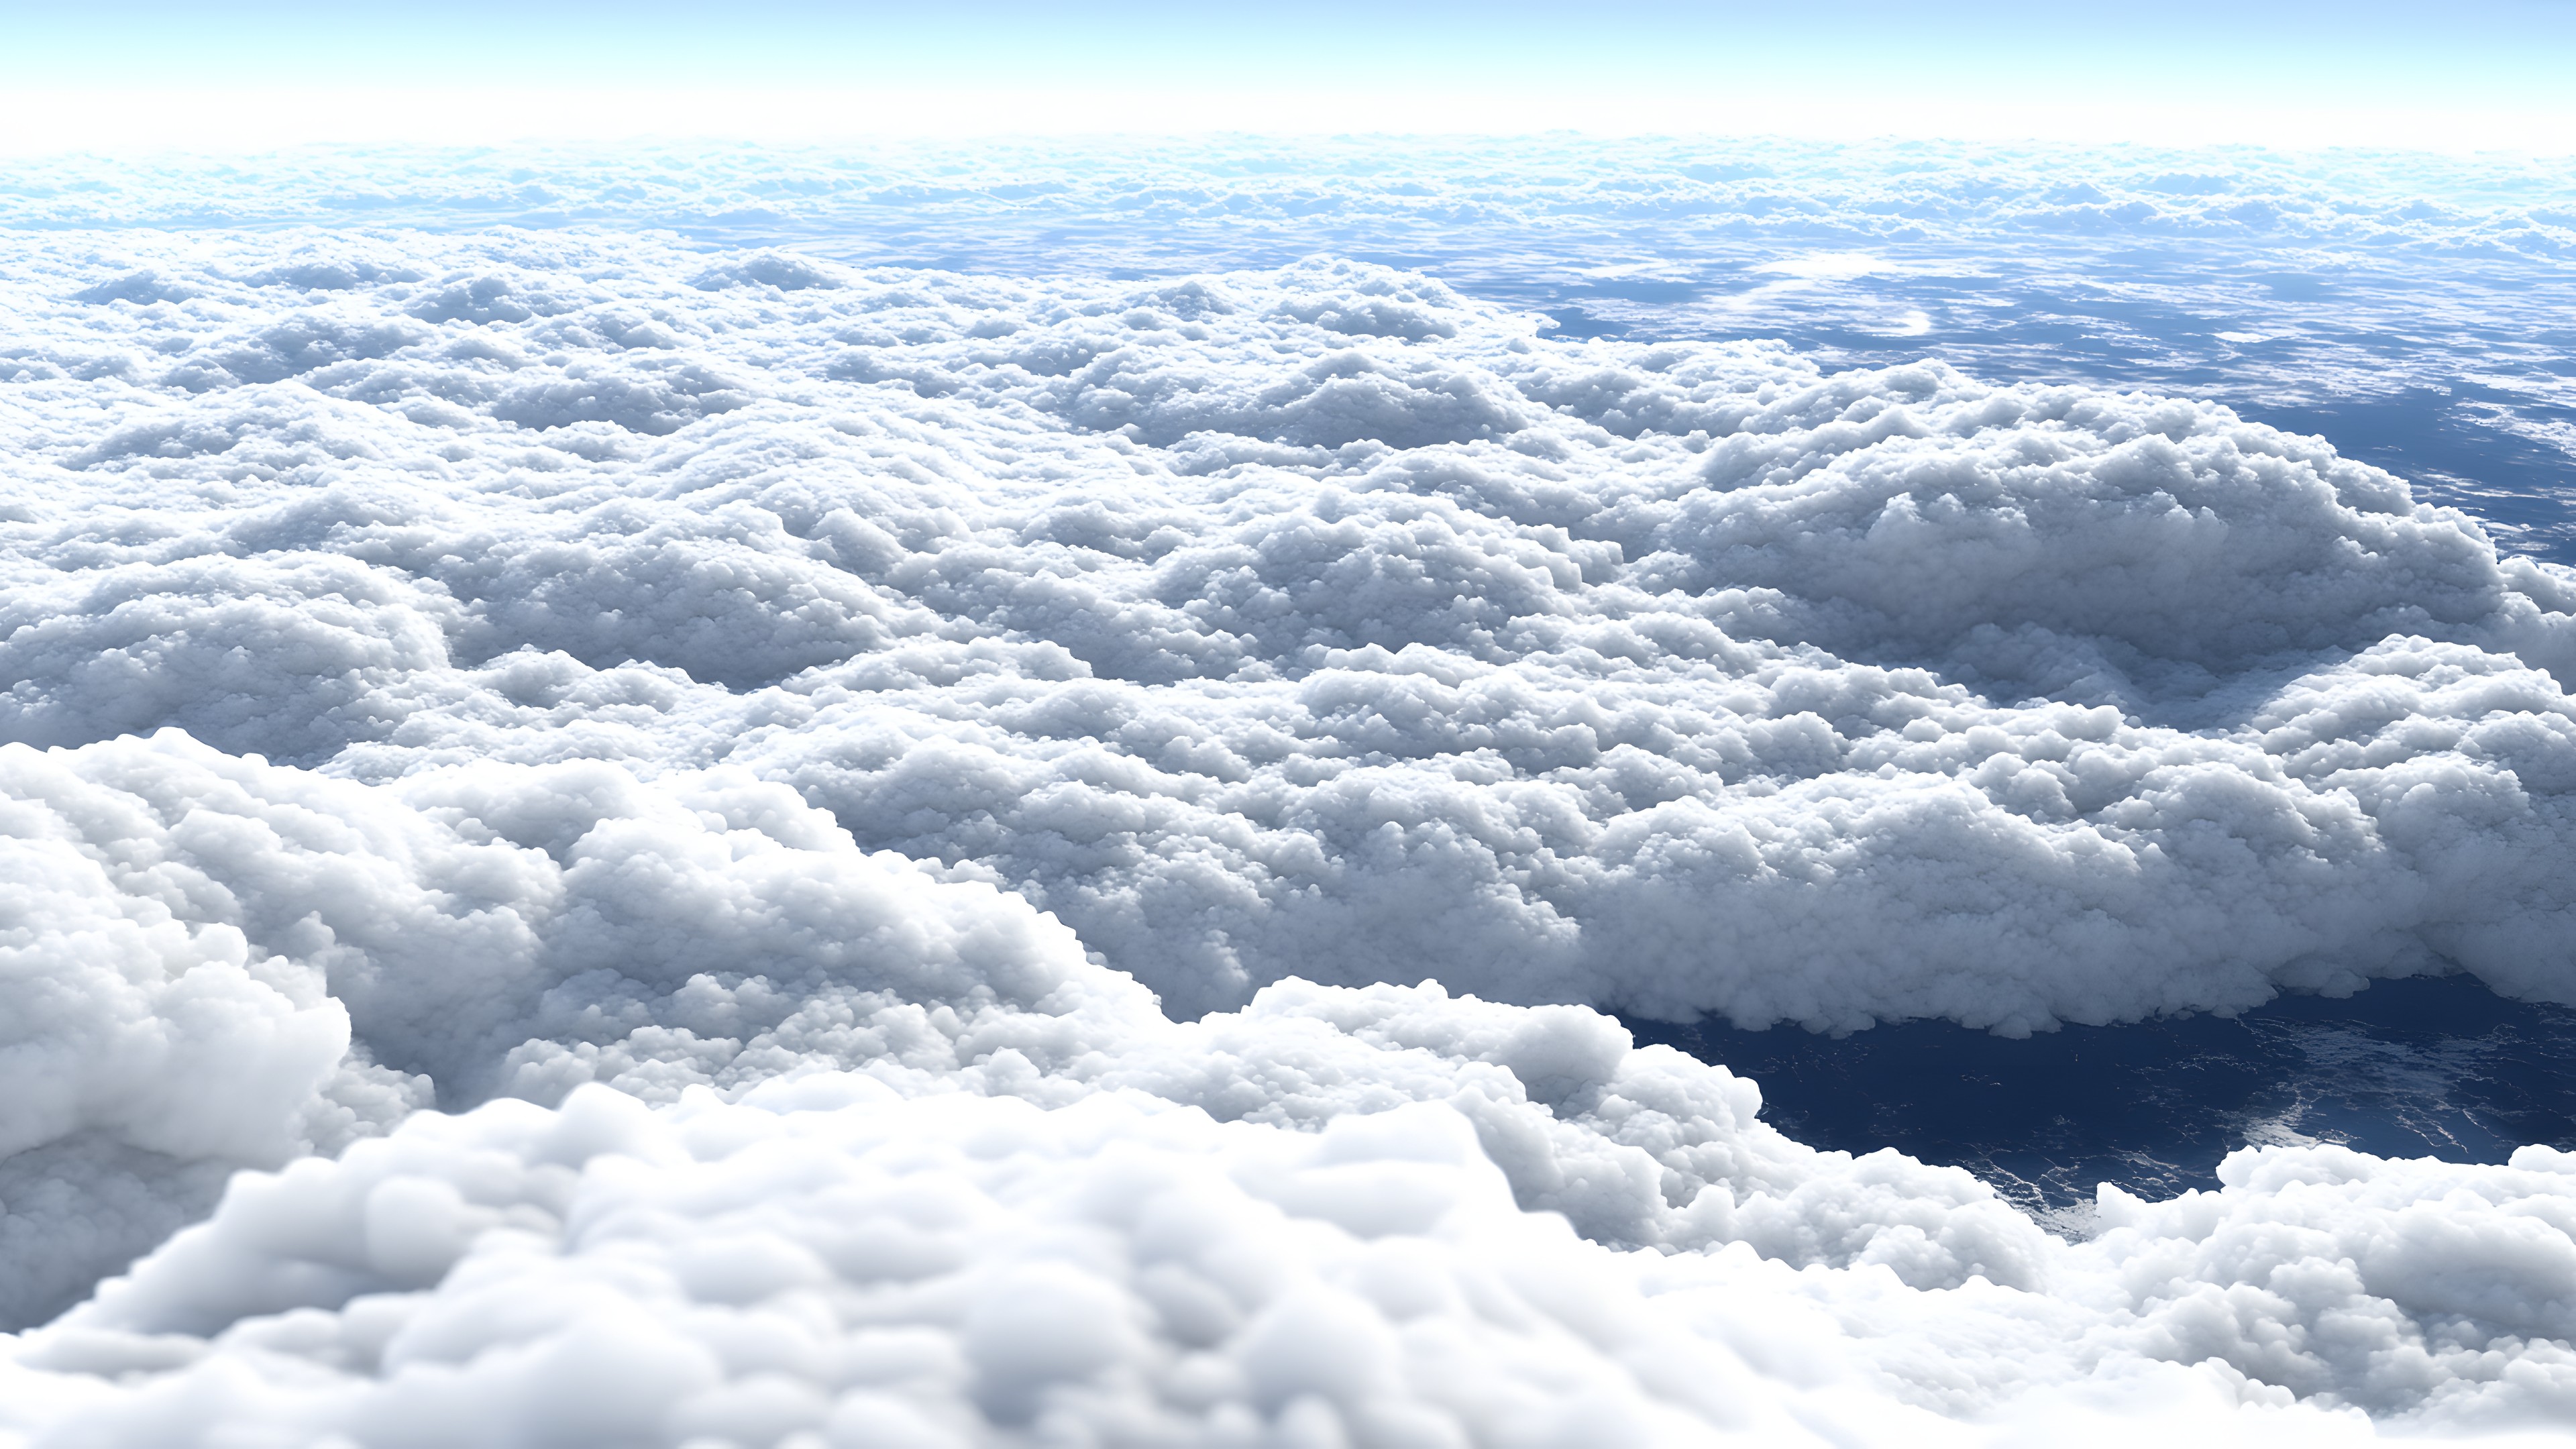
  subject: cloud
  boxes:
[3,224,2576,1440]
[13,236,2572,1028]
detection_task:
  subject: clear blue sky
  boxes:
[4,1,2572,150]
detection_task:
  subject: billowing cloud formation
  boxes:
[13,137,2573,487]
[9,735,2576,1441]
[8,232,2573,1027]
[5,229,2576,1441]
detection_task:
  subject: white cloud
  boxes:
[13,235,2570,1028]
[10,139,2568,472]
[4,225,2576,1441]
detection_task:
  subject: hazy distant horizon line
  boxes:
[6,85,2573,159]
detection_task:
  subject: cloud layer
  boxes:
[4,225,2576,1442]
[9,231,2573,1027]
[12,137,2571,506]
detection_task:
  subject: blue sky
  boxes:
[3,1,2573,150]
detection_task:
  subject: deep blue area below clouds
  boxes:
[1627,975,2576,1219]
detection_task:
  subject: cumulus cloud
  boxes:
[12,138,2573,480]
[4,226,2576,1442]
[11,235,2573,1028]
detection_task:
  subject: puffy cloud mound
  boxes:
[5,803,2576,1441]
[0,732,2043,1333]
[7,233,2573,1027]
[5,738,2576,1440]
[4,229,2576,1442]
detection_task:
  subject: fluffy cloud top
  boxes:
[13,139,2572,462]
[10,735,2576,1444]
[7,232,2572,1028]
[3,228,2576,1444]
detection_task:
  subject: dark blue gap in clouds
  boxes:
[1620,975,2576,1222]
[2235,392,2576,562]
